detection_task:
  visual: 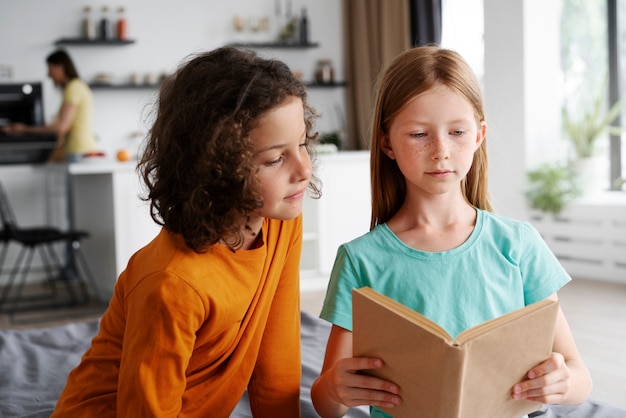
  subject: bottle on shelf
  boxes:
[299,7,309,45]
[277,0,300,44]
[116,7,127,40]
[82,6,96,40]
[99,6,113,40]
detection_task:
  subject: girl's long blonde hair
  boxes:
[369,46,493,230]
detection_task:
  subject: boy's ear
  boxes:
[381,135,396,160]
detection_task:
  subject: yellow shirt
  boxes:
[63,78,97,154]
[52,216,303,417]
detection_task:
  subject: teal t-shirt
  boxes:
[320,209,570,418]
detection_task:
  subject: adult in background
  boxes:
[1,49,98,162]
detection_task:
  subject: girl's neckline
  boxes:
[381,208,482,256]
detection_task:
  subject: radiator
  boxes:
[529,202,626,284]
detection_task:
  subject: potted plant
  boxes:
[525,163,580,216]
[562,87,621,194]
[562,92,621,160]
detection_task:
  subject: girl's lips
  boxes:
[427,170,453,178]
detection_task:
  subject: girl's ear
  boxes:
[475,120,487,150]
[381,135,396,160]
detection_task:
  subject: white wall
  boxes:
[483,0,562,219]
[1,1,577,223]
[0,0,345,158]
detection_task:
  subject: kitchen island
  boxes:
[66,160,160,298]
[0,161,159,299]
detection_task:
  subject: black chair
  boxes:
[0,181,104,317]
[0,228,9,279]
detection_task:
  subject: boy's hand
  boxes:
[512,352,571,404]
[325,356,402,409]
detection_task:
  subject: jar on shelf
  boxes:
[82,6,96,40]
[315,59,334,84]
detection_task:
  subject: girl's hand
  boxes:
[511,352,572,404]
[324,356,402,409]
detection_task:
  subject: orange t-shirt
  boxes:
[51,216,302,417]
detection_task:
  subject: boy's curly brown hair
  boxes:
[138,47,319,252]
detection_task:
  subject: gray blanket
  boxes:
[0,311,623,417]
[0,311,367,417]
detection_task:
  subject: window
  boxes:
[560,0,624,190]
[441,0,484,82]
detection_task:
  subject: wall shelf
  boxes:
[88,81,342,91]
[228,41,319,49]
[306,81,346,88]
[89,83,158,90]
[54,38,135,46]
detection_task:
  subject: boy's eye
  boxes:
[299,138,310,148]
[410,132,426,138]
[265,156,283,166]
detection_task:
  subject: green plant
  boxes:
[613,177,626,190]
[318,131,342,148]
[526,163,580,216]
[562,84,622,159]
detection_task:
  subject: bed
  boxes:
[0,311,623,418]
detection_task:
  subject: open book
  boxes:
[352,287,559,418]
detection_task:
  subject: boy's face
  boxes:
[249,96,312,224]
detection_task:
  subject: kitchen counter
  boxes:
[67,159,138,175]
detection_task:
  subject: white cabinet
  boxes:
[300,151,371,291]
[69,163,160,298]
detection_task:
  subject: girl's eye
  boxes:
[410,132,426,139]
[451,130,465,136]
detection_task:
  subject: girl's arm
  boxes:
[311,325,401,418]
[512,293,593,405]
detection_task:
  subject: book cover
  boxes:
[352,286,559,418]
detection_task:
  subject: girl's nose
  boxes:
[431,136,449,161]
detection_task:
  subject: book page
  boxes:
[456,299,557,344]
[458,300,559,418]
